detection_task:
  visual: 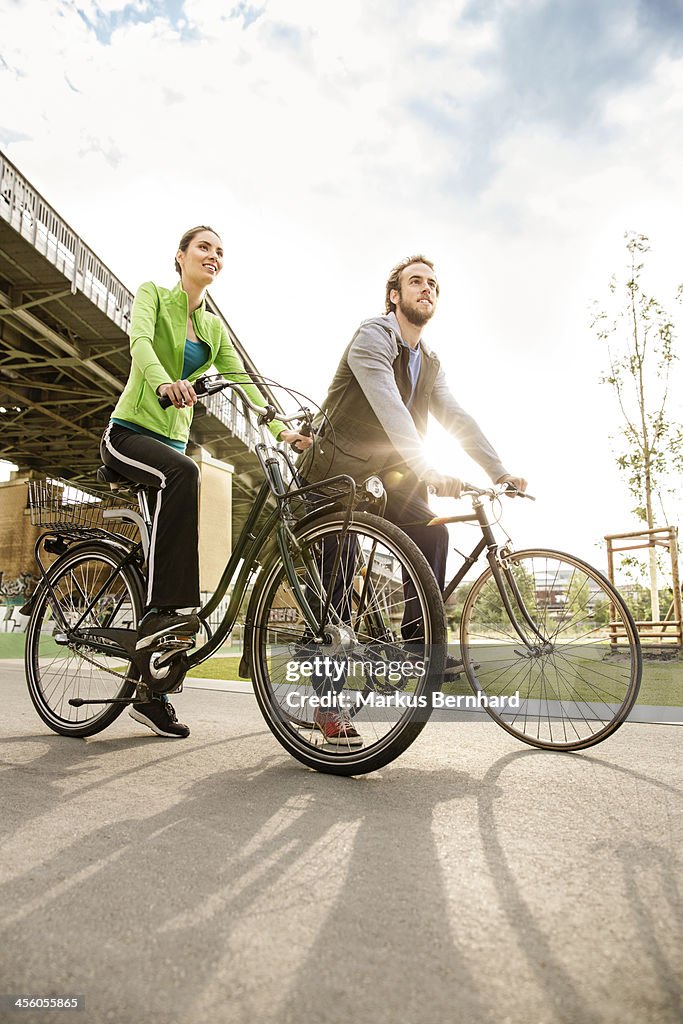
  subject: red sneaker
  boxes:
[313,708,363,747]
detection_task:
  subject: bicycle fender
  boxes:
[239,589,258,680]
[23,537,143,617]
[237,505,347,681]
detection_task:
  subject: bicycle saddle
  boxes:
[96,465,147,493]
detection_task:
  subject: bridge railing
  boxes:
[0,150,133,331]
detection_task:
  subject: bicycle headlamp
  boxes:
[363,476,385,499]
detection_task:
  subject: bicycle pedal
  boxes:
[151,639,194,664]
[153,634,195,651]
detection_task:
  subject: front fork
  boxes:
[486,546,551,650]
[472,496,549,651]
[275,518,346,641]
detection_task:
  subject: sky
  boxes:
[1,0,683,572]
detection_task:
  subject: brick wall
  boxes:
[0,478,42,586]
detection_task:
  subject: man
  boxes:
[298,254,527,743]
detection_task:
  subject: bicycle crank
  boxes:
[132,641,192,695]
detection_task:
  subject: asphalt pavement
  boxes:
[1,661,681,1024]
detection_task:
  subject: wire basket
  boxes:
[27,478,140,542]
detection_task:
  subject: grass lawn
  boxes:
[186,657,244,683]
[2,633,681,706]
[439,653,682,706]
[0,634,26,659]
[635,657,683,706]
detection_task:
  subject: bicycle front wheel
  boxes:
[250,511,446,775]
[25,543,144,737]
[460,549,642,750]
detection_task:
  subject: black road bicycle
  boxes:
[22,377,447,776]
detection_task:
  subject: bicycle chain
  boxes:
[67,640,186,696]
[66,641,139,685]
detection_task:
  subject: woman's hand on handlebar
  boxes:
[279,429,314,452]
[157,380,198,409]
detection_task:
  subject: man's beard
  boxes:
[398,300,434,327]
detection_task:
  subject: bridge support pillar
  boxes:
[194,449,233,594]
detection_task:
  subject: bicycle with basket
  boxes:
[22,376,447,776]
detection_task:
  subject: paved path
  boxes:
[1,664,681,1024]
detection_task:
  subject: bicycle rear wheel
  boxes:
[249,511,446,775]
[459,548,642,750]
[25,543,144,737]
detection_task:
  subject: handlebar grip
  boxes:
[158,375,210,409]
[290,415,314,452]
[504,482,536,501]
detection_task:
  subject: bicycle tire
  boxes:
[459,548,642,750]
[249,511,447,775]
[25,542,144,737]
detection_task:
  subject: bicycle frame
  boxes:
[436,492,549,649]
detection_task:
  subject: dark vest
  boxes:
[300,338,441,484]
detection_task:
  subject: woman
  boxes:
[101,225,311,738]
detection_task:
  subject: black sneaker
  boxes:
[129,699,190,738]
[135,610,200,651]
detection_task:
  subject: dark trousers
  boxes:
[101,423,201,609]
[308,477,448,698]
[292,474,448,701]
[302,474,448,641]
[383,477,448,640]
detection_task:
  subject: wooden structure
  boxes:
[605,526,682,648]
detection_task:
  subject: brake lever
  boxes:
[291,410,315,452]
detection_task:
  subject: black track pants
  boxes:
[384,478,448,640]
[101,423,200,609]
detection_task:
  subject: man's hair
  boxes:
[174,225,221,275]
[384,254,438,313]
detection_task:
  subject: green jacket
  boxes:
[112,281,285,442]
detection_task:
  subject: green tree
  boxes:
[566,570,590,624]
[592,598,610,627]
[472,563,537,629]
[591,232,683,622]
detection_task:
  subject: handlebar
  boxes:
[158,374,312,430]
[461,482,535,501]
